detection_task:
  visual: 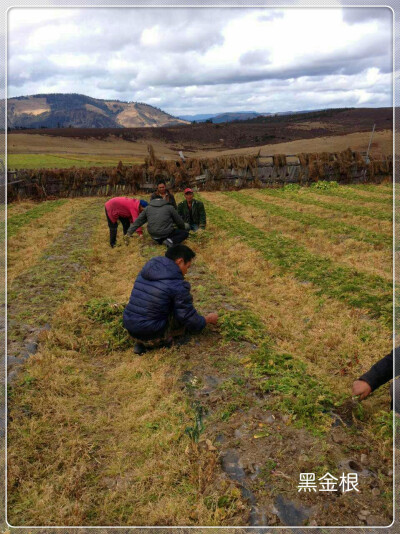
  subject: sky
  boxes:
[7,6,393,116]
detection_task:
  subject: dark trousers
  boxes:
[105,208,131,246]
[127,315,185,348]
[155,228,189,245]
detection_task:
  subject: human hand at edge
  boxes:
[184,223,190,231]
[352,380,372,400]
[205,312,218,325]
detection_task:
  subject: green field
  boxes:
[7,184,394,527]
[8,153,143,169]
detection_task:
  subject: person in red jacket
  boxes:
[105,197,148,247]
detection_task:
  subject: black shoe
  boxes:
[134,342,147,355]
[159,336,173,349]
[175,333,192,347]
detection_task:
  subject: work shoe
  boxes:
[160,336,174,349]
[162,238,174,248]
[175,333,192,347]
[133,342,147,355]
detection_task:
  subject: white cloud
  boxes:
[7,7,392,115]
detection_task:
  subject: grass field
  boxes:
[7,153,143,169]
[7,184,394,527]
[6,129,393,169]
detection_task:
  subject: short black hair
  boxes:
[157,179,166,186]
[165,244,196,263]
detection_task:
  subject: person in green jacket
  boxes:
[177,188,206,232]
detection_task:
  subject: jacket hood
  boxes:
[149,198,169,208]
[141,256,182,281]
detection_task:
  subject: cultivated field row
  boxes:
[7,184,393,526]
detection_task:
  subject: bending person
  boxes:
[123,244,218,354]
[125,197,189,247]
[177,188,206,232]
[105,197,148,247]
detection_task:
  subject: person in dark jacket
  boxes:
[125,197,189,246]
[123,244,218,354]
[105,197,148,247]
[177,188,206,231]
[150,180,177,209]
[352,347,399,413]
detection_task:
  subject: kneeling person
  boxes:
[177,188,206,231]
[125,197,189,247]
[123,244,218,354]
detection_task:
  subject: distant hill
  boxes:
[179,111,266,123]
[178,110,330,123]
[5,93,189,129]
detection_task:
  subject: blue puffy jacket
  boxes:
[123,256,206,340]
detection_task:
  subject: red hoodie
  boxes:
[105,197,143,235]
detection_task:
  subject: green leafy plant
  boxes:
[85,298,131,349]
[185,401,207,443]
[219,309,266,343]
[283,183,301,192]
[310,180,339,190]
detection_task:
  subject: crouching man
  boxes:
[125,197,189,247]
[177,188,206,231]
[123,244,218,354]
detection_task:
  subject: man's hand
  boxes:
[352,380,372,400]
[205,312,218,325]
[123,235,131,246]
[137,233,144,239]
[184,223,190,231]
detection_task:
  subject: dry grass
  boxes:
[8,133,178,162]
[7,198,96,285]
[7,129,393,162]
[7,192,394,527]
[205,192,392,280]
[7,210,244,527]
[195,216,391,397]
[192,129,393,158]
[246,190,393,236]
[305,190,393,215]
[6,200,39,217]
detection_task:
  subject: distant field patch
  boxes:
[8,153,142,169]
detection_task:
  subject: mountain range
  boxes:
[6,93,189,129]
[178,111,264,122]
[5,93,352,130]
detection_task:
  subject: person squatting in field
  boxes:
[105,197,148,248]
[123,244,218,354]
[150,179,177,209]
[177,188,207,232]
[352,347,399,414]
[124,196,190,247]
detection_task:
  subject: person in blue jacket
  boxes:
[123,244,218,354]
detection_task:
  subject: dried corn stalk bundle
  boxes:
[273,154,287,167]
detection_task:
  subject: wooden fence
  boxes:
[7,149,392,202]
